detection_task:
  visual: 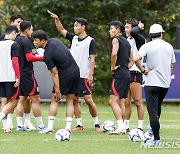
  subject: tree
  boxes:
[1,0,179,95]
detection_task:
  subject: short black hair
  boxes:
[5,25,18,34]
[150,32,161,38]
[74,18,88,26]
[32,30,47,40]
[20,21,32,32]
[125,19,138,28]
[110,21,125,33]
[10,14,24,22]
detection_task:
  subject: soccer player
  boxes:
[47,10,101,131]
[0,25,20,133]
[0,14,35,130]
[108,21,134,135]
[134,23,176,146]
[15,21,45,132]
[32,30,80,132]
[124,19,146,132]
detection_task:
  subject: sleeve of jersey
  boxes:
[130,26,140,38]
[89,39,96,55]
[65,32,75,42]
[25,52,44,62]
[12,57,20,79]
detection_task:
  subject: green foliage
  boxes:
[1,0,180,95]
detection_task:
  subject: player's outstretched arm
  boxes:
[47,10,67,37]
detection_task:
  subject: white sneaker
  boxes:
[109,128,126,135]
[37,126,46,133]
[39,128,55,134]
[24,123,36,130]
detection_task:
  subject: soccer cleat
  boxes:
[73,125,84,131]
[109,128,126,135]
[145,139,162,147]
[38,128,55,134]
[16,126,28,132]
[37,126,46,133]
[45,129,55,134]
[95,124,102,131]
[147,126,153,137]
[3,128,12,133]
[24,123,36,130]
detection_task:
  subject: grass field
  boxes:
[0,102,179,154]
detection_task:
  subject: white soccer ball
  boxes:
[35,48,45,56]
[102,120,116,133]
[128,128,144,142]
[143,131,154,143]
[55,129,71,142]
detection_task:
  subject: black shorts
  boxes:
[109,77,130,99]
[77,78,92,97]
[0,82,19,99]
[20,72,39,96]
[52,70,80,96]
[130,71,143,84]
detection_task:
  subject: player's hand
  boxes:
[111,65,120,71]
[32,49,37,55]
[142,69,151,75]
[14,79,20,88]
[54,90,61,102]
[47,10,59,19]
[138,22,144,30]
[87,74,93,86]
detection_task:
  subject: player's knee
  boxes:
[86,99,94,106]
[12,100,18,107]
[109,99,114,106]
[134,99,143,107]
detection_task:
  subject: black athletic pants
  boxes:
[145,86,168,140]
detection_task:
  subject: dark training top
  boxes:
[0,34,5,41]
[44,38,79,78]
[15,35,33,74]
[130,26,146,50]
[113,35,131,78]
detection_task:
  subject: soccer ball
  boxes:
[55,129,71,142]
[35,48,45,56]
[128,128,144,142]
[102,120,116,133]
[143,131,154,143]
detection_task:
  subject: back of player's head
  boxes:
[75,18,88,26]
[149,23,164,38]
[125,19,138,28]
[32,30,47,40]
[10,14,24,22]
[20,21,32,32]
[110,21,125,33]
[5,25,18,34]
[149,32,161,38]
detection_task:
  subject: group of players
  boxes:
[0,10,175,147]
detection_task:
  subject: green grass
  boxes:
[0,103,179,154]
